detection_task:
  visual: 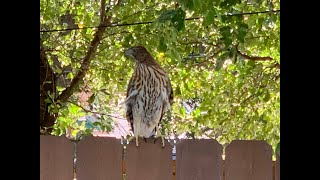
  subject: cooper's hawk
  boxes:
[124,45,173,147]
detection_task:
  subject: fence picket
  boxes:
[224,140,273,180]
[126,138,172,180]
[40,136,279,180]
[176,139,223,180]
[77,136,122,180]
[40,135,73,180]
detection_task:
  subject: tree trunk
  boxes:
[40,46,57,134]
[40,0,110,134]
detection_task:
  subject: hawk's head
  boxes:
[124,46,156,65]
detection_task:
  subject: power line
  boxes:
[40,10,280,33]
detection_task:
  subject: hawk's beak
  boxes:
[124,48,134,59]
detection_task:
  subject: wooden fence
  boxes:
[40,135,280,180]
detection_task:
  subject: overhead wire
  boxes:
[40,10,280,33]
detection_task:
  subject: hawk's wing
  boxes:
[159,75,174,122]
[125,76,136,132]
[167,76,174,106]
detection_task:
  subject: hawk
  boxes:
[124,45,173,147]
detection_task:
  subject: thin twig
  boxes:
[67,100,127,120]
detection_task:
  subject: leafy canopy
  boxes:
[40,0,280,149]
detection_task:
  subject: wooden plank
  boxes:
[77,136,122,180]
[40,135,73,180]
[224,140,273,180]
[126,138,172,180]
[275,154,280,180]
[176,139,223,180]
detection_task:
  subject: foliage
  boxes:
[40,0,280,149]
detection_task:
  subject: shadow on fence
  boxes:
[40,135,280,180]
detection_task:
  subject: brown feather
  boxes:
[124,46,173,138]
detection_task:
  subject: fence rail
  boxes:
[40,135,280,180]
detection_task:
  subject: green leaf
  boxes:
[44,98,52,104]
[254,0,263,5]
[171,8,186,31]
[202,10,216,27]
[224,38,233,47]
[56,86,65,92]
[263,91,271,102]
[69,104,80,114]
[157,10,177,23]
[183,82,189,91]
[220,0,241,7]
[220,26,231,34]
[247,60,256,68]
[215,58,226,71]
[93,122,101,127]
[52,105,59,113]
[67,72,74,79]
[239,23,249,32]
[55,68,62,74]
[123,34,133,48]
[179,107,186,117]
[237,23,249,43]
[106,125,112,132]
[220,26,233,46]
[88,93,96,104]
[157,8,185,31]
[228,47,236,58]
[193,108,201,117]
[175,86,181,96]
[168,49,181,61]
[193,0,201,11]
[158,36,167,52]
[179,0,194,10]
[71,129,79,138]
[236,33,246,43]
[219,1,228,8]
[276,142,280,155]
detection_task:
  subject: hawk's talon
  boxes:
[127,135,140,147]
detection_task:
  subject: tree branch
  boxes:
[100,0,106,22]
[268,62,280,69]
[57,0,110,102]
[236,46,274,61]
